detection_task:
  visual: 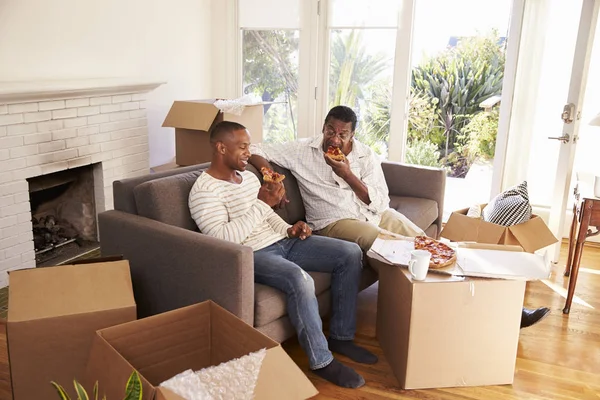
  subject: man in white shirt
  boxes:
[189,121,377,389]
[249,105,424,253]
[250,106,551,329]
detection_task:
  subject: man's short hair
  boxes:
[210,121,247,143]
[325,106,357,132]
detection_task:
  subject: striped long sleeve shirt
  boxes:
[188,170,291,251]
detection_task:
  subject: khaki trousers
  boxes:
[316,208,426,253]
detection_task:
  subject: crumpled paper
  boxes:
[214,94,262,116]
[159,348,267,400]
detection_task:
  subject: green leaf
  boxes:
[73,380,90,400]
[51,381,71,400]
[124,371,142,400]
[93,381,99,400]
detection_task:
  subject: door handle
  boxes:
[548,133,570,143]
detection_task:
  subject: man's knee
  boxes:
[286,268,315,296]
[339,241,364,270]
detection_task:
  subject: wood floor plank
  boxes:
[0,242,598,399]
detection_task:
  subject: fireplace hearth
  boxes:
[27,165,100,266]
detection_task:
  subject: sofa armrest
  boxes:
[381,161,446,231]
[98,210,255,325]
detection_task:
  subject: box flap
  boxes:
[440,211,477,242]
[8,261,134,322]
[441,212,505,244]
[99,302,211,384]
[509,216,558,253]
[162,101,219,130]
[253,346,318,399]
[156,387,188,400]
[84,334,156,400]
[210,301,277,366]
[456,247,550,280]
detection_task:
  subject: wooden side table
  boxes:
[563,184,600,314]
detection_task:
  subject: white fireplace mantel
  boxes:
[0,77,164,287]
[0,78,166,104]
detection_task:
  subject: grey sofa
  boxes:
[98,161,445,342]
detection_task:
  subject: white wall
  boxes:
[0,0,213,167]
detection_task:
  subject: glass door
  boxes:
[500,0,599,260]
[547,0,600,258]
[406,0,515,219]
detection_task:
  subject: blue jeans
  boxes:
[254,236,363,370]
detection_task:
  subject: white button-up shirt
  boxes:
[250,136,390,231]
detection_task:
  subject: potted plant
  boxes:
[51,370,142,400]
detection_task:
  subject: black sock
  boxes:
[328,338,378,364]
[313,359,365,388]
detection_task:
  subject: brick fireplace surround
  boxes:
[0,79,163,287]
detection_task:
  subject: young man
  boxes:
[249,105,551,329]
[188,121,377,389]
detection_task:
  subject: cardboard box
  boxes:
[162,99,264,166]
[150,160,181,173]
[441,205,558,253]
[84,301,318,400]
[7,260,136,400]
[369,252,525,389]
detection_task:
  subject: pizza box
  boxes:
[440,204,558,253]
[84,301,318,400]
[369,236,551,280]
[162,99,265,166]
[368,251,525,389]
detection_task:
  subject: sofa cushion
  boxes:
[114,163,209,215]
[254,272,331,327]
[389,196,438,231]
[133,170,202,230]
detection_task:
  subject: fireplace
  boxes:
[27,164,101,266]
[0,78,163,287]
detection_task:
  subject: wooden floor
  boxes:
[0,243,598,399]
[281,242,600,400]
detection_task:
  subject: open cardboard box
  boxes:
[368,250,526,390]
[440,204,558,253]
[7,260,136,400]
[162,99,264,166]
[84,301,318,400]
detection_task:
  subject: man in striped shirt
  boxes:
[188,121,377,389]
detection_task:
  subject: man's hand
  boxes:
[258,182,285,207]
[287,221,312,240]
[324,154,352,180]
[324,153,371,205]
[276,193,290,210]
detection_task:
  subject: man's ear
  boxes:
[216,141,226,155]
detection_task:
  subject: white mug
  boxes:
[594,176,600,198]
[408,249,431,281]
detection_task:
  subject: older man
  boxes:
[249,105,551,329]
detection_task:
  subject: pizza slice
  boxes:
[414,235,457,268]
[325,146,346,162]
[260,167,286,183]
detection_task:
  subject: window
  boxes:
[327,0,401,157]
[239,0,300,143]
